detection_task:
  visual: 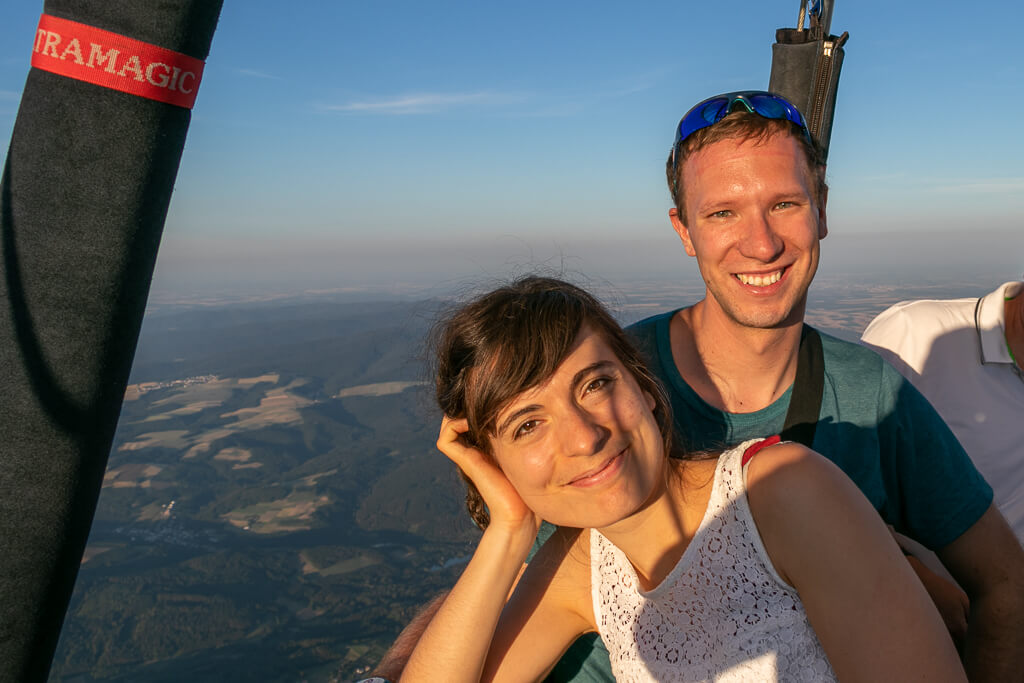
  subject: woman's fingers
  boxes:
[437,416,503,484]
[437,416,536,532]
[437,417,482,466]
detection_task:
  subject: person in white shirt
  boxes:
[862,281,1024,543]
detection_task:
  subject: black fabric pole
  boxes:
[769,0,848,162]
[0,2,222,679]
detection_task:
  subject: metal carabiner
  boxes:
[797,0,834,38]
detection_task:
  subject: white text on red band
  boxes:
[34,29,197,94]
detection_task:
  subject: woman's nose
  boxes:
[560,405,610,457]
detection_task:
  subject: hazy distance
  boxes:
[149,227,1023,308]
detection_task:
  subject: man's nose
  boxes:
[738,212,784,262]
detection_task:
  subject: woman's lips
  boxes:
[567,450,625,488]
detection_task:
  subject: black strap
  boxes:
[780,325,824,447]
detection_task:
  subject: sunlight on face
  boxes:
[673,133,827,330]
[488,327,664,529]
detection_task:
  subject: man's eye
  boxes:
[775,201,795,210]
[514,420,540,439]
[710,209,732,219]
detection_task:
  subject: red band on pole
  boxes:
[31,14,206,109]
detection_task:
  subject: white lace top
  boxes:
[590,439,836,682]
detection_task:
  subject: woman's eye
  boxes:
[584,377,611,394]
[513,419,540,440]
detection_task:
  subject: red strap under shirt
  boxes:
[741,434,782,467]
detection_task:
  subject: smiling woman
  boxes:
[431,276,674,531]
[396,275,967,683]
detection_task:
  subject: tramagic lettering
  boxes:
[33,28,197,94]
[30,14,205,108]
[88,44,119,71]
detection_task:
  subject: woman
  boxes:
[403,276,964,682]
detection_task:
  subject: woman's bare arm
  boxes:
[746,443,966,683]
[401,521,538,682]
[483,526,593,682]
[401,418,589,682]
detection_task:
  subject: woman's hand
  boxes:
[438,416,540,539]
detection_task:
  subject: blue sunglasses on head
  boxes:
[670,91,810,173]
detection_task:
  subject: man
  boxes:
[862,281,1024,543]
[539,91,1024,683]
[371,92,1024,682]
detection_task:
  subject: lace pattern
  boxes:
[590,439,836,682]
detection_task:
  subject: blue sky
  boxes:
[1,2,1022,294]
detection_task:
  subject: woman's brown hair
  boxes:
[432,276,675,529]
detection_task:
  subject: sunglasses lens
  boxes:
[747,95,788,119]
[699,98,730,125]
[677,97,728,143]
[752,94,809,130]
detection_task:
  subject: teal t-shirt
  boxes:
[536,309,993,683]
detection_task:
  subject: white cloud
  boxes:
[322,91,525,115]
[320,70,662,117]
[233,68,281,80]
[929,178,1024,194]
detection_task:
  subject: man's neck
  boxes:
[1005,291,1024,368]
[670,299,804,413]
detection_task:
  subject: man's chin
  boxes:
[721,303,804,330]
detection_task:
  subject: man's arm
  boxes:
[372,564,530,680]
[938,504,1024,682]
[371,593,447,681]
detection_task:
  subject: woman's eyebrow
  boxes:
[497,404,541,437]
[571,361,615,389]
[496,361,616,436]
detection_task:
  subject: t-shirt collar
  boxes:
[975,281,1024,365]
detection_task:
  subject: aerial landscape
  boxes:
[1,0,1021,681]
[44,263,1017,682]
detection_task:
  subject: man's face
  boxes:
[670,132,827,330]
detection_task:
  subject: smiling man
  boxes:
[607,91,1024,683]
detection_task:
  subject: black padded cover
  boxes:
[0,2,222,678]
[769,27,848,162]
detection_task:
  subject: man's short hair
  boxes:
[665,112,828,224]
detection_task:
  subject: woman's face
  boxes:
[487,326,665,529]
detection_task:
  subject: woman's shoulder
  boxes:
[743,441,878,584]
[744,441,847,501]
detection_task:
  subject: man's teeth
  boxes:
[737,271,781,286]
